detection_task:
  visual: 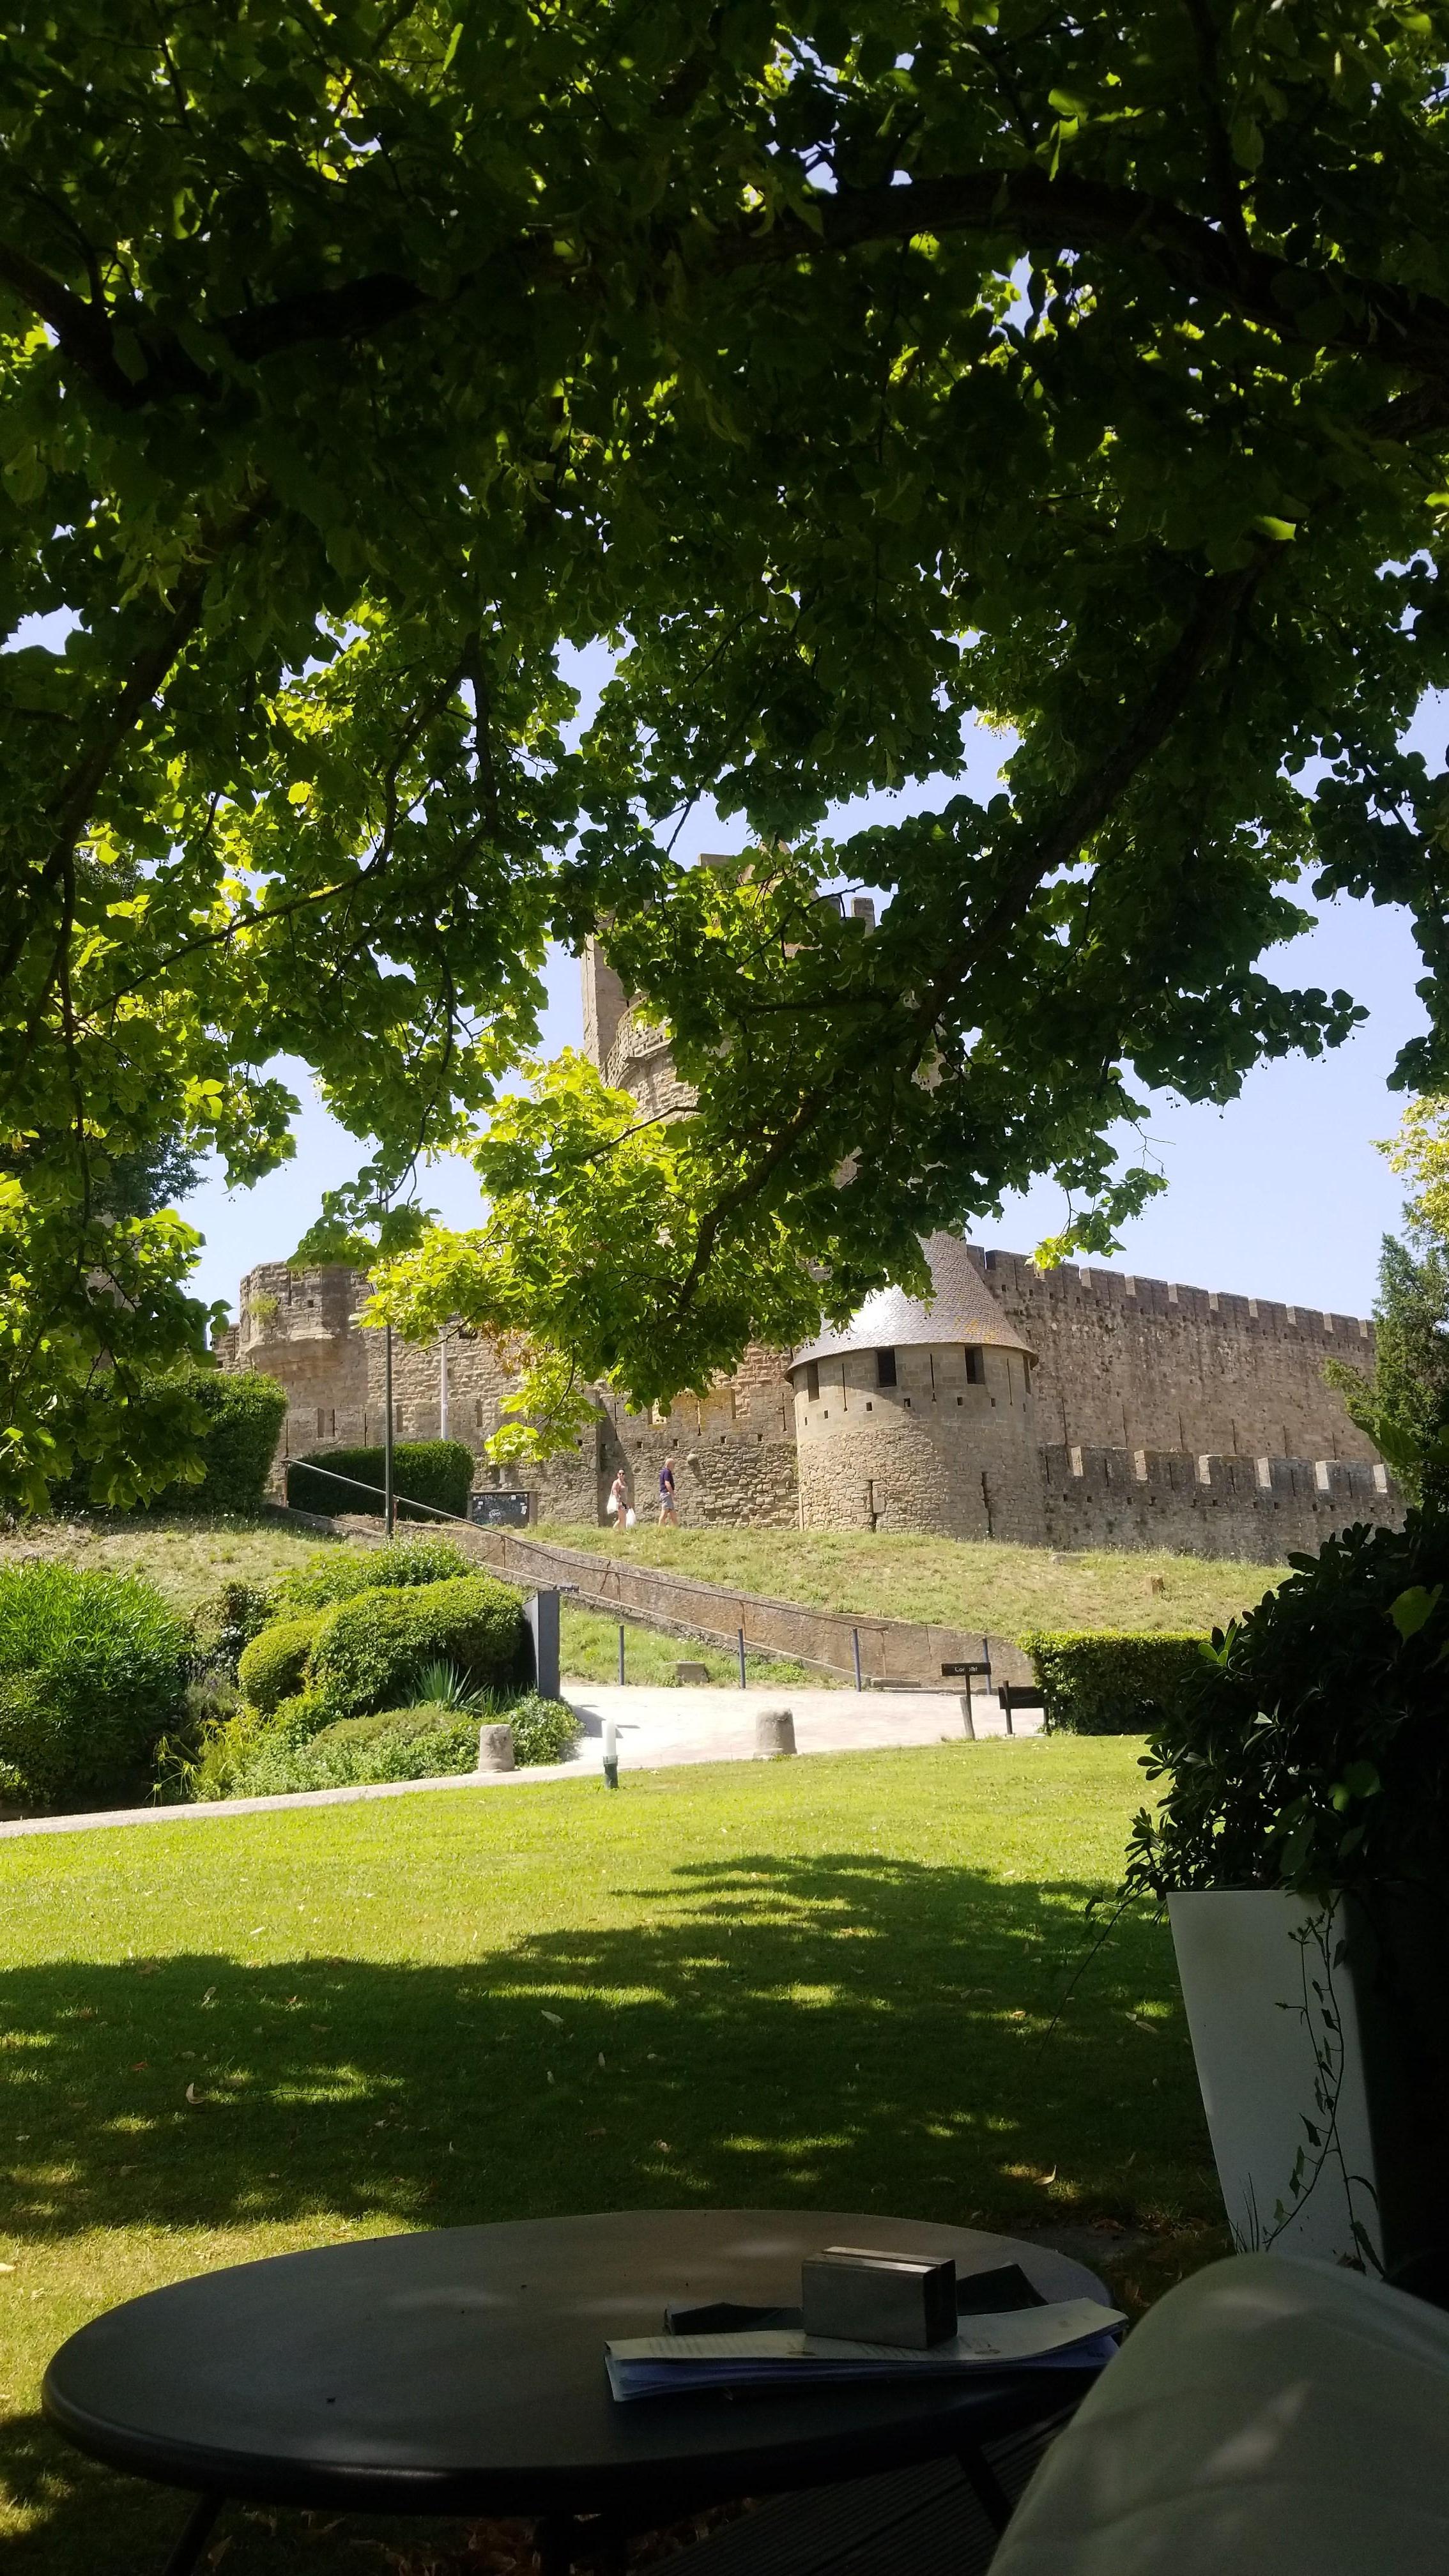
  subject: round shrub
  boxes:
[275,1538,470,1616]
[237,1614,321,1715]
[0,1561,188,1811]
[308,1574,525,1720]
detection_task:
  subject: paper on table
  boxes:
[610,2298,1121,2370]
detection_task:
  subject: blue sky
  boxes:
[185,663,1438,1328]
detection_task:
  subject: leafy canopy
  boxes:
[6,0,1449,1495]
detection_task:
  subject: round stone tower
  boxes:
[790,1235,1043,1541]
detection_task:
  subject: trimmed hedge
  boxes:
[0,1561,188,1809]
[237,1614,322,1715]
[275,1537,469,1614]
[147,1367,289,1512]
[286,1441,474,1523]
[53,1366,289,1515]
[1021,1630,1208,1734]
[307,1574,525,1719]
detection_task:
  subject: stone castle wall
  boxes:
[224,1259,800,1528]
[973,1247,1377,1464]
[1038,1444,1398,1561]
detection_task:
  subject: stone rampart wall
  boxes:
[974,1247,1377,1464]
[1039,1443,1400,1561]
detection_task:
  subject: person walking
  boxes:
[607,1468,629,1528]
[658,1455,678,1526]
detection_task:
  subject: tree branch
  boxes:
[13,157,1449,428]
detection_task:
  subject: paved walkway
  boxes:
[565,1683,1038,1770]
[0,1685,1041,1841]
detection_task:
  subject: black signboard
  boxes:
[468,1491,531,1527]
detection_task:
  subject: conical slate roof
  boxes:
[791,1234,1035,1370]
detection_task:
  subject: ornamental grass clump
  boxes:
[0,1561,187,1811]
[1121,1512,1449,1908]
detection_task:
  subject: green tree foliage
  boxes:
[8,1,1449,1492]
[1328,1236,1449,1506]
[1123,1517,1449,1903]
[60,1363,288,1513]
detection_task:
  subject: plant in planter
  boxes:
[1121,1502,1449,2276]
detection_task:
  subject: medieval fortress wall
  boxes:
[215,937,1399,1561]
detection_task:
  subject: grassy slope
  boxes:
[537,1523,1286,1639]
[0,1517,832,1690]
[560,1600,835,1688]
[0,1512,334,1613]
[0,1741,1216,2573]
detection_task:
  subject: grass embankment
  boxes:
[558,1602,831,1689]
[0,1512,326,1613]
[0,1740,1218,2572]
[0,1517,825,1691]
[537,1524,1285,1639]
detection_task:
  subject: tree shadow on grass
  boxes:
[0,1851,1211,2572]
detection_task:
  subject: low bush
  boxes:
[269,1688,339,1744]
[307,1574,525,1719]
[218,1687,577,1797]
[0,1561,188,1810]
[226,1705,479,1797]
[274,1537,469,1614]
[1020,1630,1206,1735]
[508,1692,580,1766]
[190,1579,280,1680]
[236,1614,322,1715]
[286,1441,474,1523]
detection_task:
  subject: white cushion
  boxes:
[991,2253,1449,2575]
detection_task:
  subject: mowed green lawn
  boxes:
[0,1740,1216,2573]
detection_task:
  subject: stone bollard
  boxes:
[755,1707,796,1758]
[477,1722,516,1774]
[674,1660,711,1685]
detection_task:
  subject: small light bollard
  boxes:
[755,1706,796,1758]
[602,1717,620,1790]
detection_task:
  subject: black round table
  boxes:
[42,2209,1113,2574]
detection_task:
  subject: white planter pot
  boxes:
[1169,1889,1383,2269]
